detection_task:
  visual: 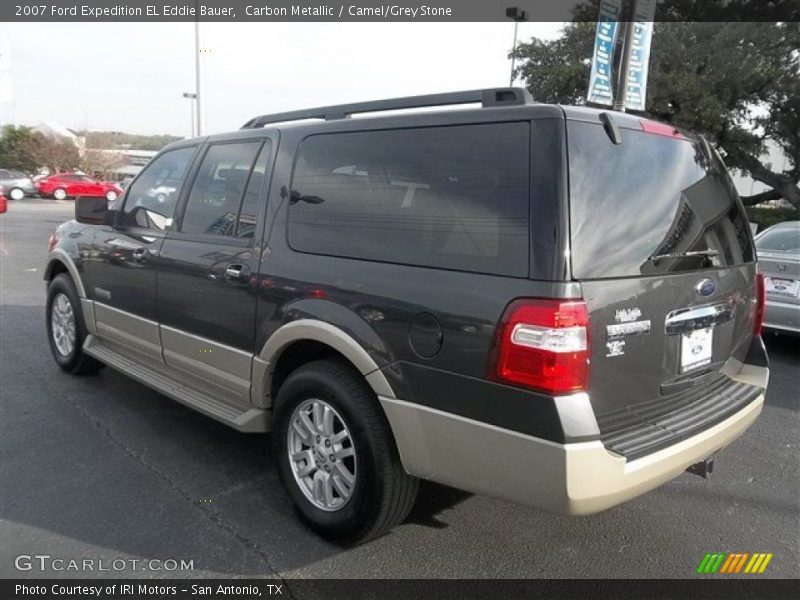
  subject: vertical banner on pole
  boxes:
[623,0,658,111]
[586,0,624,106]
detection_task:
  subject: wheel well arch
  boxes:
[44,252,87,298]
[269,339,344,400]
[44,259,69,281]
[258,319,396,408]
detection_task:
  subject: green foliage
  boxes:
[746,206,800,234]
[512,11,800,209]
[0,125,40,173]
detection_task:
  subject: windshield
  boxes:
[756,226,800,254]
[568,121,754,279]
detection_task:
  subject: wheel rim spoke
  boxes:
[293,415,313,443]
[330,472,352,498]
[333,462,355,486]
[321,405,334,436]
[334,446,354,460]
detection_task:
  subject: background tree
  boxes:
[512,14,800,209]
[0,125,82,174]
[27,134,82,174]
[0,125,40,173]
[82,148,124,180]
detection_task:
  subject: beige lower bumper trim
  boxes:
[380,393,764,515]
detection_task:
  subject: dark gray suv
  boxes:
[44,88,769,544]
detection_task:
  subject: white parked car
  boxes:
[755,221,800,334]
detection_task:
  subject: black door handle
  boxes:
[224,264,250,283]
[132,247,149,262]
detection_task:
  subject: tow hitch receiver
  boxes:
[687,457,715,479]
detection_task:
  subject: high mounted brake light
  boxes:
[640,119,685,140]
[488,299,590,395]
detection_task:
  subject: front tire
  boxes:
[8,187,25,201]
[274,358,418,545]
[105,190,118,202]
[46,273,104,375]
[53,188,67,200]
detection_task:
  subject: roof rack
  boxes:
[240,87,533,129]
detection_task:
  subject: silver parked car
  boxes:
[756,221,800,334]
[0,168,36,200]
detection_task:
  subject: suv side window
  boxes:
[120,146,196,231]
[287,123,530,277]
[180,141,263,237]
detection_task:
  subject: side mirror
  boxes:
[75,196,113,225]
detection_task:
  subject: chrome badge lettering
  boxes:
[607,320,651,338]
[615,307,642,323]
[606,339,626,357]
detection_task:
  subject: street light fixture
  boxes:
[182,92,197,138]
[506,6,529,86]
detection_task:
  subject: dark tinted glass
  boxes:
[288,123,530,277]
[181,141,261,237]
[236,140,272,239]
[568,122,754,279]
[121,146,195,231]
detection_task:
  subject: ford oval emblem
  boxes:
[696,279,716,297]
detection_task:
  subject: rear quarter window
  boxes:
[568,121,754,279]
[287,123,530,277]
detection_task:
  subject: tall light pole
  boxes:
[506,7,529,86]
[612,19,637,112]
[194,12,204,135]
[182,92,197,138]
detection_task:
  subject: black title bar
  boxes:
[3,0,799,22]
[4,579,800,600]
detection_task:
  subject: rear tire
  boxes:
[8,187,25,201]
[53,188,67,200]
[46,273,104,375]
[105,190,117,202]
[274,358,418,545]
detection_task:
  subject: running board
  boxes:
[83,335,270,433]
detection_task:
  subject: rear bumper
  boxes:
[764,297,800,334]
[380,364,767,515]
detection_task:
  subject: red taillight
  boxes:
[488,299,590,395]
[639,119,685,140]
[753,273,766,335]
[48,232,57,252]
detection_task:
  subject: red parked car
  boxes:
[0,185,7,214]
[36,173,122,202]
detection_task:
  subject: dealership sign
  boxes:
[621,0,657,111]
[586,0,624,106]
[588,0,657,111]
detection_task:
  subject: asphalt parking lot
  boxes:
[1,198,798,581]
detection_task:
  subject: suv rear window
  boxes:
[568,121,754,279]
[288,123,530,277]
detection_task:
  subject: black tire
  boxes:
[274,358,418,545]
[46,273,104,375]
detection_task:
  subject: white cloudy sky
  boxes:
[0,22,563,137]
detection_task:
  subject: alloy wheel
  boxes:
[50,293,76,356]
[287,398,357,511]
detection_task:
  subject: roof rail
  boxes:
[240,87,533,129]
